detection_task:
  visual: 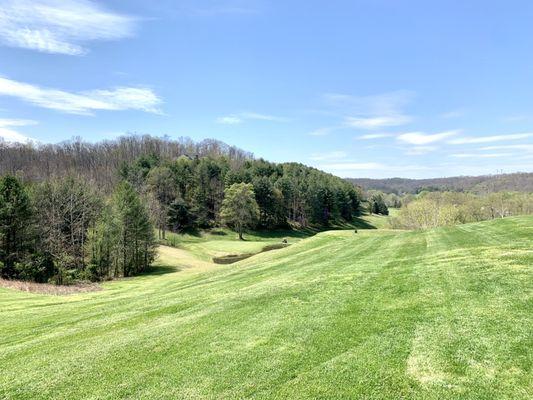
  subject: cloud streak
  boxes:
[448,133,532,144]
[216,111,288,125]
[345,115,411,129]
[479,144,533,152]
[0,76,162,115]
[397,130,460,145]
[357,133,394,140]
[0,118,37,143]
[0,0,137,55]
[325,90,414,130]
[405,146,437,155]
[309,127,336,136]
[450,153,513,158]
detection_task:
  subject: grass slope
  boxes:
[0,216,532,399]
[161,228,309,261]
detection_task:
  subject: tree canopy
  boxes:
[220,183,260,240]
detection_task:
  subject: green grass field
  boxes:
[1,216,531,399]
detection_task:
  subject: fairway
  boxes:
[1,216,532,399]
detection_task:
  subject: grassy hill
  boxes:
[0,216,531,399]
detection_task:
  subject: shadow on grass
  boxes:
[351,216,377,230]
[139,265,181,276]
[213,243,291,264]
[249,228,316,239]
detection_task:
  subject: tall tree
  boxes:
[146,166,176,239]
[220,183,259,240]
[34,177,101,283]
[167,197,195,233]
[0,175,33,278]
[252,176,285,228]
[87,204,119,280]
[112,181,156,276]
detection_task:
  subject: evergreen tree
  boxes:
[0,175,33,278]
[370,194,389,215]
[220,183,259,240]
[112,181,156,276]
[252,176,286,228]
[167,197,195,232]
[87,204,119,280]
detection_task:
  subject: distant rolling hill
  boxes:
[348,172,533,194]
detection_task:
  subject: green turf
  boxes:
[161,227,308,261]
[1,216,531,399]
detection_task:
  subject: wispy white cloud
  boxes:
[357,133,394,140]
[216,111,287,125]
[0,76,162,115]
[479,144,533,152]
[309,151,347,161]
[0,118,37,143]
[308,126,338,136]
[0,0,137,55]
[448,133,532,144]
[216,116,242,125]
[397,130,460,145]
[405,146,438,155]
[239,112,288,122]
[450,153,513,158]
[345,115,411,129]
[324,90,414,130]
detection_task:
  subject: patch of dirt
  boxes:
[0,278,101,295]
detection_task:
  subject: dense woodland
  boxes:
[0,136,252,193]
[0,136,361,284]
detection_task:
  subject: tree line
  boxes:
[389,190,533,229]
[0,136,362,284]
[348,172,533,195]
[124,153,361,235]
[0,175,155,284]
[0,135,252,193]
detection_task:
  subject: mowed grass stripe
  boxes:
[0,216,531,399]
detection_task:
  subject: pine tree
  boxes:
[0,175,33,278]
[87,204,119,280]
[370,194,389,216]
[112,181,156,276]
[167,197,195,232]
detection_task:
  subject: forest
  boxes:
[0,135,361,284]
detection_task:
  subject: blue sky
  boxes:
[1,0,533,178]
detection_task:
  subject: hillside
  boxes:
[348,172,533,194]
[0,136,252,193]
[0,216,531,399]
